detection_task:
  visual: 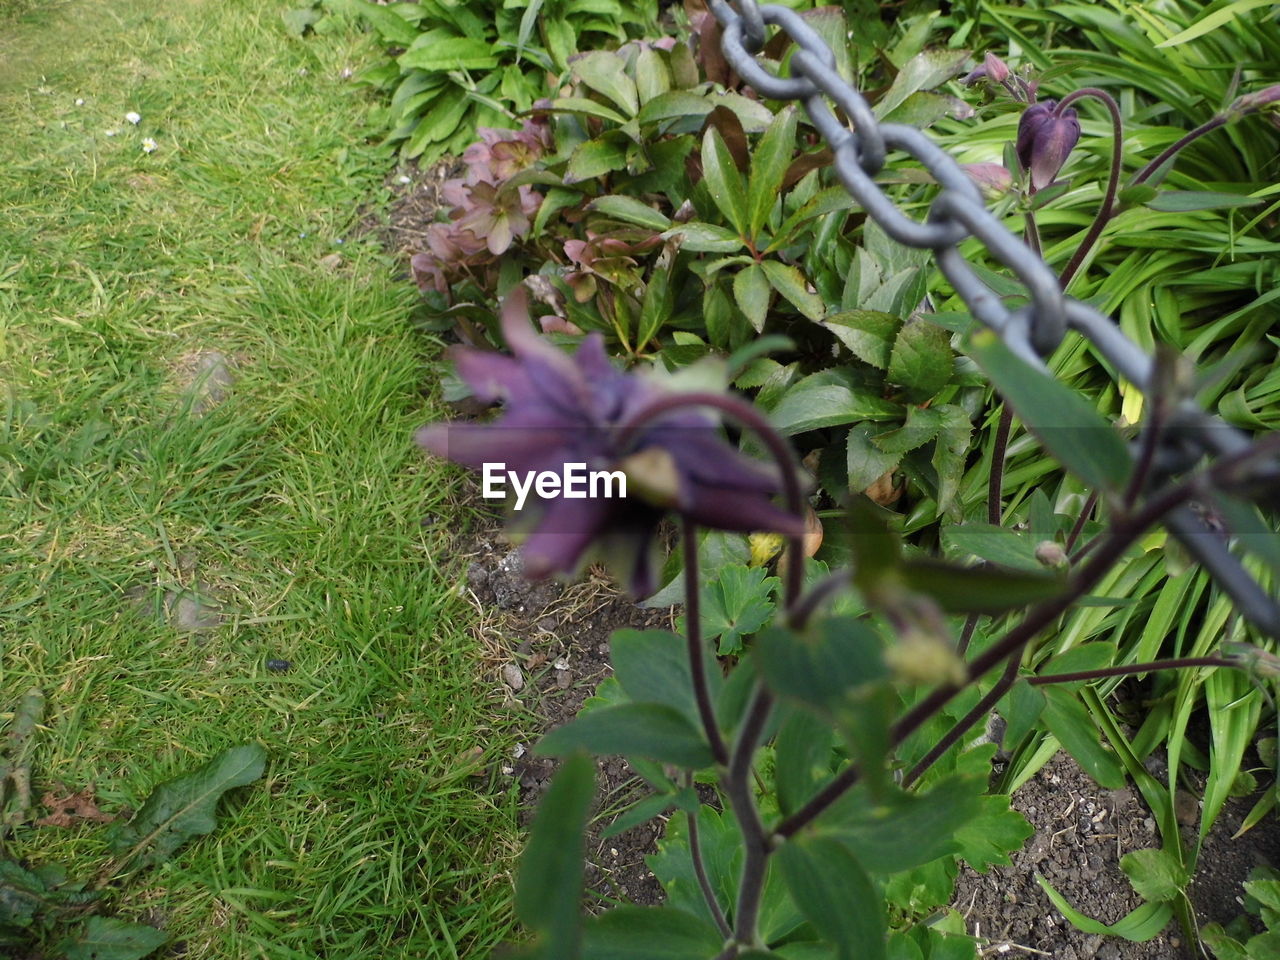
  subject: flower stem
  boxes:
[1028,656,1233,685]
[686,772,732,938]
[1131,115,1226,186]
[685,518,730,767]
[725,686,774,946]
[1056,88,1124,289]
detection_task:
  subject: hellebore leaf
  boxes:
[888,318,952,400]
[823,310,903,370]
[701,125,749,235]
[747,107,798,239]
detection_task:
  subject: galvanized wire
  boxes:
[708,0,1280,636]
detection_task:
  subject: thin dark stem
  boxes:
[725,686,774,947]
[685,519,730,766]
[1132,115,1226,186]
[1023,209,1043,257]
[622,391,805,606]
[1054,88,1124,289]
[1029,656,1233,685]
[1065,490,1099,554]
[956,613,980,657]
[988,405,1014,525]
[903,657,1020,788]
[686,779,732,938]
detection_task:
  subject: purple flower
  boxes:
[960,162,1013,199]
[417,289,803,595]
[1016,100,1080,190]
[1230,83,1280,116]
[964,51,1011,86]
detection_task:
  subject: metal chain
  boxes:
[708,0,1280,636]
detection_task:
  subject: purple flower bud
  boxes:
[984,51,1010,84]
[1231,83,1280,115]
[1016,100,1081,190]
[960,162,1013,199]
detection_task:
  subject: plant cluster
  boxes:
[402,0,1280,954]
[1,691,263,960]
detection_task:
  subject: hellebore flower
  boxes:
[447,180,541,256]
[1016,100,1080,190]
[417,289,803,595]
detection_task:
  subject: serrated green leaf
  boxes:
[537,703,713,768]
[516,753,593,957]
[966,329,1131,491]
[106,745,266,868]
[823,310,903,369]
[734,264,771,332]
[398,31,497,71]
[696,564,777,656]
[701,126,749,234]
[635,89,715,126]
[566,137,629,182]
[588,195,670,231]
[661,222,744,253]
[748,107,797,239]
[953,795,1034,873]
[1121,848,1189,903]
[847,424,902,493]
[873,405,946,456]
[769,370,901,436]
[762,261,825,320]
[569,50,638,115]
[888,319,952,399]
[778,837,887,960]
[61,917,168,960]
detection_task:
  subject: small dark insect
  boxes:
[266,659,292,672]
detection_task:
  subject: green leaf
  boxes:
[1039,643,1117,689]
[747,107,797,239]
[888,318,952,400]
[931,404,972,519]
[566,137,629,183]
[516,753,593,958]
[61,917,168,960]
[775,708,835,817]
[953,794,1034,873]
[634,47,671,104]
[942,523,1044,572]
[1117,184,1159,205]
[106,745,266,868]
[778,836,887,960]
[331,0,421,45]
[581,906,724,959]
[1146,190,1262,212]
[823,310,903,369]
[701,126,749,235]
[824,774,984,874]
[638,251,673,347]
[698,564,778,656]
[734,264,771,333]
[1036,875,1173,940]
[1041,686,1126,789]
[661,222,744,253]
[537,703,714,768]
[601,787,697,840]
[281,7,322,37]
[769,370,900,436]
[873,405,946,456]
[755,618,887,712]
[1155,0,1278,47]
[588,196,671,231]
[998,680,1046,749]
[762,261,825,321]
[1120,848,1189,903]
[569,50,639,115]
[847,424,903,493]
[965,328,1131,491]
[900,559,1063,614]
[636,90,716,126]
[610,628,713,724]
[398,32,498,71]
[548,96,628,124]
[875,49,970,119]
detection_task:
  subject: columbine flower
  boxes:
[964,51,1010,86]
[960,162,1013,199]
[417,290,803,595]
[141,138,157,154]
[1016,100,1080,190]
[125,111,141,125]
[1230,83,1280,117]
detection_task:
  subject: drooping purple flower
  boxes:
[1016,100,1081,190]
[960,162,1013,199]
[964,51,1010,86]
[417,289,803,595]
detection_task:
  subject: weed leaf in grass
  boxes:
[106,745,266,868]
[60,916,168,960]
[1120,848,1189,903]
[965,329,1131,491]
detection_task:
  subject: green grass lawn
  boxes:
[1,1,519,956]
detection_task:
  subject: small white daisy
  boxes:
[141,138,158,154]
[74,98,85,106]
[105,129,119,137]
[125,111,141,125]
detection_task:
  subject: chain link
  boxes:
[708,0,1280,636]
